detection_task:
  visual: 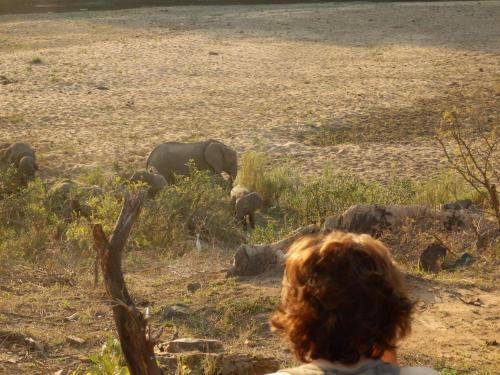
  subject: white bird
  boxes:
[195,233,203,252]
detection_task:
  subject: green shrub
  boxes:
[414,171,478,209]
[86,337,129,375]
[0,179,64,261]
[132,163,243,255]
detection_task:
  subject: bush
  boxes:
[235,151,267,193]
[0,179,64,261]
[132,164,243,255]
[82,337,129,375]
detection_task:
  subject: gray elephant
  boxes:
[146,140,237,184]
[235,191,264,229]
[0,143,39,185]
[129,168,167,197]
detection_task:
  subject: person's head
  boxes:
[271,232,414,365]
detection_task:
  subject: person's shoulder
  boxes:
[400,366,440,375]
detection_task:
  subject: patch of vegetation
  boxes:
[237,151,477,233]
[71,337,129,375]
[30,56,42,64]
[0,164,243,263]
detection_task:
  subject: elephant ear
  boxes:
[204,142,225,174]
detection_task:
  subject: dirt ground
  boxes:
[0,251,499,374]
[1,1,499,374]
[1,1,499,181]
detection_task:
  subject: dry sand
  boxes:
[1,1,499,181]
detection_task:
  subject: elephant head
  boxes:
[130,169,167,197]
[18,156,38,180]
[204,141,238,183]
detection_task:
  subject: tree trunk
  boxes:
[92,191,162,375]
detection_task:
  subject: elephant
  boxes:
[230,184,250,205]
[235,191,264,229]
[146,140,237,184]
[48,179,103,219]
[0,143,39,185]
[129,168,167,197]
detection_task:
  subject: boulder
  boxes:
[325,204,473,236]
[450,252,474,269]
[419,243,447,272]
[228,224,319,277]
[161,304,191,321]
[440,199,473,210]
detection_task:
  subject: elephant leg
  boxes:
[249,212,256,229]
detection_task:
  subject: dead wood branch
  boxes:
[228,224,320,276]
[92,190,161,375]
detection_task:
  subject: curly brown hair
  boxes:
[270,232,414,365]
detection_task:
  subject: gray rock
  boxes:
[441,199,473,210]
[419,243,447,272]
[186,282,201,294]
[451,252,474,269]
[160,304,191,321]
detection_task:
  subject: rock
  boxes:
[451,252,474,269]
[163,338,224,353]
[209,51,220,56]
[440,199,472,210]
[157,352,279,375]
[186,282,201,294]
[327,204,473,235]
[323,215,341,233]
[64,312,79,322]
[228,225,320,277]
[419,243,447,272]
[161,304,191,321]
[66,335,85,346]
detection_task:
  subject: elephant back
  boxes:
[146,140,233,183]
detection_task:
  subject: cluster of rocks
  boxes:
[228,202,498,277]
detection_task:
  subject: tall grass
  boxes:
[236,151,477,234]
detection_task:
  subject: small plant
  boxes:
[86,337,129,375]
[30,57,43,64]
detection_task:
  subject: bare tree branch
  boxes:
[92,190,162,375]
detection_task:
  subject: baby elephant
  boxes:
[1,143,39,185]
[129,169,167,197]
[230,184,250,205]
[235,191,263,229]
